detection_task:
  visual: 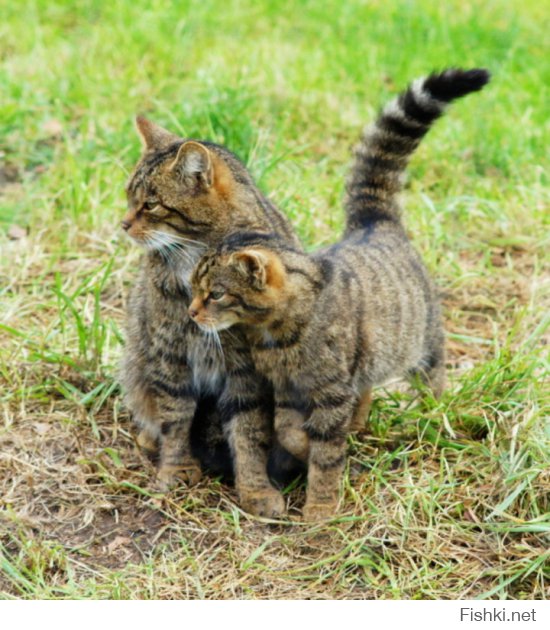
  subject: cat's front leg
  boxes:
[221,375,285,519]
[126,386,160,460]
[152,378,202,489]
[274,403,309,461]
[136,424,159,459]
[302,384,357,521]
[120,298,161,460]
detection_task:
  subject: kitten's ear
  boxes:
[169,141,214,188]
[230,250,268,288]
[135,116,178,150]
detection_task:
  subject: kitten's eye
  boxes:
[209,290,225,301]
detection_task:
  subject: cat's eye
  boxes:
[142,201,160,212]
[209,290,226,301]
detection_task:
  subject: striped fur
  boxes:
[344,68,490,232]
[190,68,490,520]
[120,117,302,513]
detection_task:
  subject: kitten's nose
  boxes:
[188,306,198,319]
[121,219,131,231]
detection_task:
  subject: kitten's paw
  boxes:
[239,487,286,519]
[302,500,338,522]
[156,462,202,490]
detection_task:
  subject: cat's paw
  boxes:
[239,487,286,519]
[302,500,337,522]
[156,462,202,490]
[136,429,158,456]
[278,428,310,462]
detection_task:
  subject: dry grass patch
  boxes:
[1,227,547,599]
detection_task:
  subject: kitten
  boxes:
[120,117,302,516]
[189,68,490,520]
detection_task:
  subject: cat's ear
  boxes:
[135,116,178,150]
[169,141,214,188]
[230,250,269,289]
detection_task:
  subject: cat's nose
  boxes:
[188,307,198,319]
[121,219,131,231]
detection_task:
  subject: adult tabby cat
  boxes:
[120,117,302,516]
[189,68,490,520]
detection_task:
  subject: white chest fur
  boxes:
[188,333,226,394]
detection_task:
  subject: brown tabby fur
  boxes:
[120,117,302,516]
[189,69,490,520]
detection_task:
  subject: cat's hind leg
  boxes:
[349,386,372,432]
[411,342,446,399]
[422,360,446,399]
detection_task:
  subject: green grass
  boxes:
[0,0,548,599]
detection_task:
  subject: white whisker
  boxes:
[150,230,207,250]
[143,230,205,276]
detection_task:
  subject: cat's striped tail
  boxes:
[344,68,490,233]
